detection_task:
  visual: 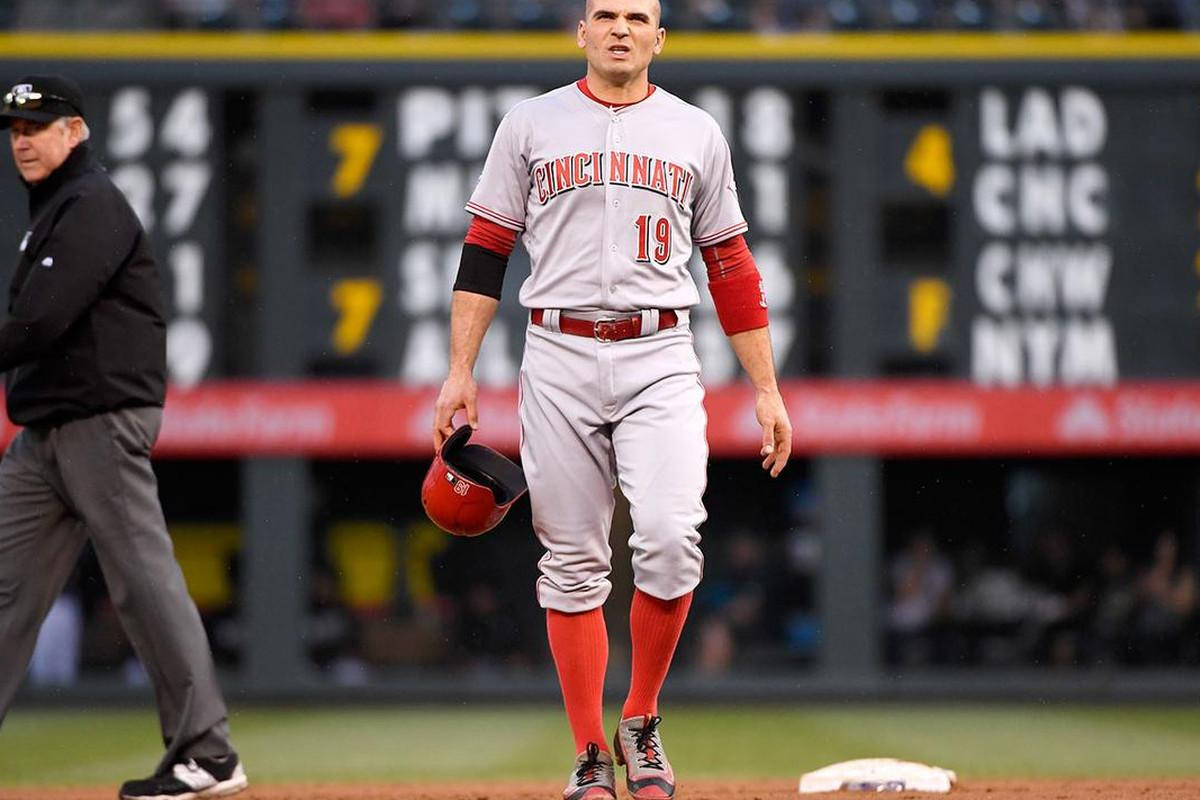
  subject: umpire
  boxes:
[0,76,247,800]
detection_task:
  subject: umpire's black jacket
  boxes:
[0,142,166,427]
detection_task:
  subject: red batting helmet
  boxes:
[421,425,527,537]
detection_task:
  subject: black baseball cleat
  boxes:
[118,753,248,800]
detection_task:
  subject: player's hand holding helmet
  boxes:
[421,425,527,537]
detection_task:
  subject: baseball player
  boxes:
[432,2,792,798]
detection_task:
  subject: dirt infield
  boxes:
[5,779,1200,800]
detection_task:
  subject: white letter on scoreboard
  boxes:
[1060,319,1117,385]
[399,88,456,158]
[973,165,1015,236]
[972,317,1022,386]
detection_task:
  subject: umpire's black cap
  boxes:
[0,75,85,129]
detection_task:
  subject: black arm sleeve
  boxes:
[0,191,134,373]
[453,242,509,301]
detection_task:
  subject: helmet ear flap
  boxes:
[421,425,528,536]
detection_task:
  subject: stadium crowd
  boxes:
[26,462,1200,686]
[2,0,1199,31]
[886,527,1200,668]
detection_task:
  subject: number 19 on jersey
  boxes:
[634,214,672,265]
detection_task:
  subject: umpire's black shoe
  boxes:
[119,753,248,800]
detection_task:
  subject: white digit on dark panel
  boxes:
[160,89,212,157]
[693,88,732,139]
[755,242,794,308]
[743,89,793,160]
[166,317,212,389]
[161,161,212,236]
[169,241,204,315]
[400,319,448,385]
[399,241,442,314]
[110,163,156,231]
[750,163,788,234]
[476,319,517,386]
[107,87,153,161]
[399,87,455,159]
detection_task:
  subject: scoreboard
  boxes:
[288,82,805,387]
[953,86,1200,384]
[830,81,1200,385]
[1,42,1199,394]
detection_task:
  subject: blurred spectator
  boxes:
[938,0,991,29]
[29,591,83,686]
[875,0,937,28]
[14,0,161,28]
[827,0,869,27]
[453,579,527,669]
[504,0,566,29]
[437,0,492,28]
[1023,528,1091,666]
[434,518,537,671]
[321,519,451,674]
[1065,0,1126,28]
[754,0,821,30]
[1129,530,1198,663]
[294,0,375,28]
[683,0,745,28]
[378,0,434,27]
[1088,543,1137,664]
[10,0,1200,30]
[991,0,1063,29]
[781,479,822,661]
[308,562,366,683]
[886,529,953,665]
[162,0,236,27]
[951,542,1036,664]
[693,527,782,673]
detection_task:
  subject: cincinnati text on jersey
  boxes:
[532,151,695,209]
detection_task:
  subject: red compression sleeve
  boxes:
[465,215,518,257]
[701,234,769,335]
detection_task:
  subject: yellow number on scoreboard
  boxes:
[329,123,383,198]
[330,278,383,355]
[909,277,952,354]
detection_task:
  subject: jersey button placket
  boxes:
[600,111,626,416]
[602,115,623,312]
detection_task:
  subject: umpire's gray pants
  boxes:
[0,407,232,771]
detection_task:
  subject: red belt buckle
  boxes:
[593,317,638,342]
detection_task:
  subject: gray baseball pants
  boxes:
[520,314,708,613]
[0,406,232,771]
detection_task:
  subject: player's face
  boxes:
[8,117,81,184]
[578,0,665,84]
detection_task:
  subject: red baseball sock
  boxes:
[547,607,609,755]
[622,589,693,718]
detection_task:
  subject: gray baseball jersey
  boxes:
[468,80,747,611]
[467,81,747,311]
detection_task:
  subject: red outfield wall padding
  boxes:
[3,380,1200,458]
